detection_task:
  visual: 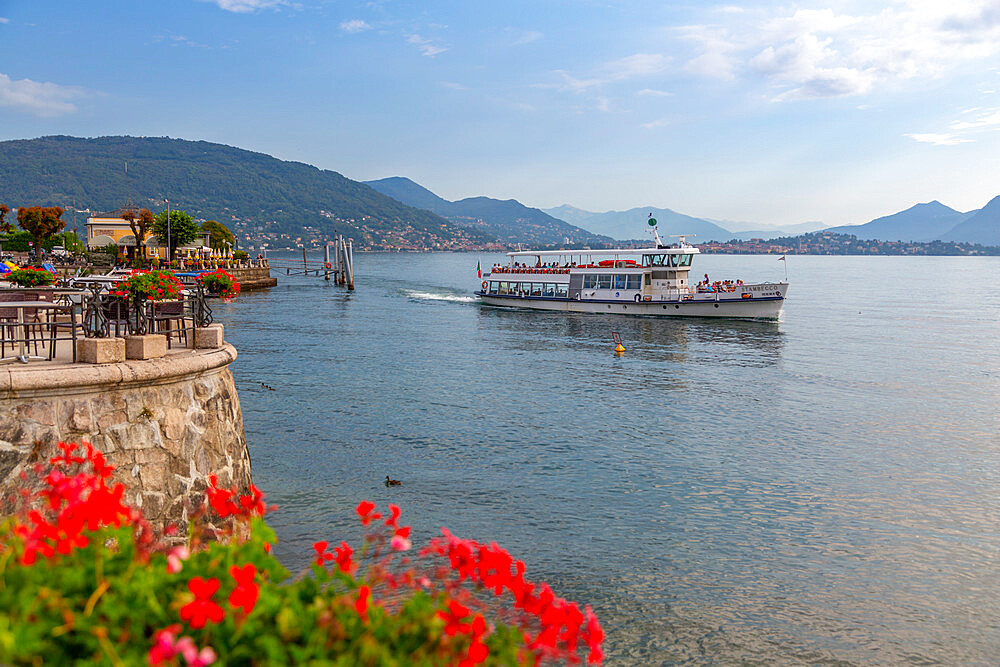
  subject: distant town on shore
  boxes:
[2,135,999,255]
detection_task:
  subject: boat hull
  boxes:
[478,290,786,319]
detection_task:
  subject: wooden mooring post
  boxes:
[267,237,353,289]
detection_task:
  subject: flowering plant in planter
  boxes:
[5,266,56,287]
[116,269,185,302]
[0,442,604,665]
[198,269,240,299]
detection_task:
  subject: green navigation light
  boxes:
[647,217,657,227]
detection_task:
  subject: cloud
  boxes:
[205,0,286,13]
[641,118,670,129]
[340,19,371,34]
[0,73,85,117]
[439,81,469,90]
[538,52,671,96]
[904,133,972,145]
[602,53,669,79]
[950,109,1000,129]
[535,70,603,93]
[906,103,1000,145]
[677,1,1000,100]
[509,30,542,46]
[407,34,447,57]
[677,25,738,79]
[637,88,672,97]
[153,33,207,48]
[0,17,9,24]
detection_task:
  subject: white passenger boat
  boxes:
[476,218,788,319]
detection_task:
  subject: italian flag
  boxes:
[477,260,482,278]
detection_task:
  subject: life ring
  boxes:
[481,281,488,290]
[324,262,332,269]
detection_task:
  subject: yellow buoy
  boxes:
[615,343,626,354]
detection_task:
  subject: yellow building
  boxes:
[86,207,210,259]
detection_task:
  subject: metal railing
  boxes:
[78,282,213,340]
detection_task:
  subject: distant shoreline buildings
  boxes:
[697,231,1000,256]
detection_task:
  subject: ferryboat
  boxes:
[476,217,788,319]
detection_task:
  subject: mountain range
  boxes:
[0,135,495,250]
[1,135,998,249]
[364,177,610,246]
[823,201,973,242]
[541,205,733,242]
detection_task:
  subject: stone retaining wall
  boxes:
[227,266,277,290]
[0,344,251,529]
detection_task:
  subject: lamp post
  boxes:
[166,199,171,264]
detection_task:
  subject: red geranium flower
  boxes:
[355,585,370,620]
[179,577,225,629]
[228,563,259,614]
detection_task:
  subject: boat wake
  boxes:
[401,289,477,304]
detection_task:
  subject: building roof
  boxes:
[91,204,144,219]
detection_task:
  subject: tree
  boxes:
[122,208,155,261]
[17,206,65,256]
[152,209,200,261]
[201,220,235,251]
[0,204,10,233]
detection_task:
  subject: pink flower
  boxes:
[175,637,217,666]
[167,546,190,574]
[390,535,411,551]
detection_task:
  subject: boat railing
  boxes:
[488,267,571,276]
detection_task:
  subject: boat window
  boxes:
[583,275,597,289]
[555,283,568,297]
[677,254,692,267]
[531,283,542,296]
[642,254,666,267]
[613,275,627,290]
[543,283,555,297]
[626,275,643,290]
[598,275,613,289]
[519,282,531,293]
[489,281,499,294]
[498,281,509,295]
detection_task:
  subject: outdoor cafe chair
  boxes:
[148,299,187,349]
[0,292,44,358]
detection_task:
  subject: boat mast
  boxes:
[649,214,665,247]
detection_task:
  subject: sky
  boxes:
[1,0,1000,227]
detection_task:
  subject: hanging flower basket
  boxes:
[6,267,56,287]
[198,269,240,299]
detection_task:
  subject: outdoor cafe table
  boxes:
[0,301,75,364]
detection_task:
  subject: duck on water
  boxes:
[476,216,788,319]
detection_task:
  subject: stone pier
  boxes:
[0,343,251,529]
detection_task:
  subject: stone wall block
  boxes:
[59,399,95,434]
[162,408,187,442]
[97,410,129,431]
[125,334,167,360]
[78,338,126,364]
[194,325,224,349]
[15,401,58,427]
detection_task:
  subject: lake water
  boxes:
[213,253,1000,665]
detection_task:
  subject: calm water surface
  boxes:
[213,253,1000,665]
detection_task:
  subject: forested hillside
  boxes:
[0,136,496,250]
